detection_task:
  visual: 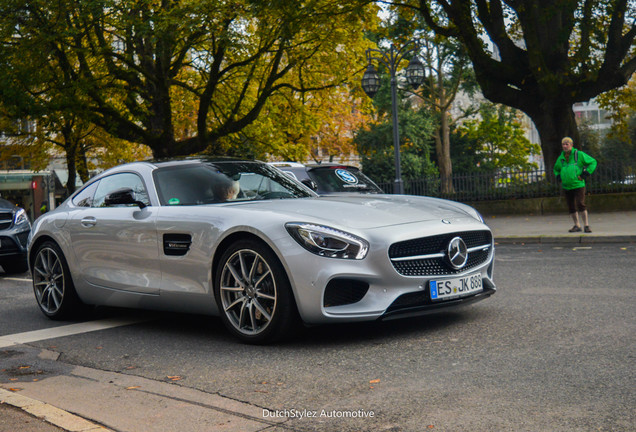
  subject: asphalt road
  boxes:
[1,244,635,432]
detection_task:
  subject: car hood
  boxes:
[229,195,481,230]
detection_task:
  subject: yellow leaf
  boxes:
[126,386,141,390]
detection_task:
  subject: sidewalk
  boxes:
[485,210,636,244]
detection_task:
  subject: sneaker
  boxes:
[568,226,582,232]
[584,226,592,233]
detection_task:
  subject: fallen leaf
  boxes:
[9,378,18,381]
[167,376,182,381]
[19,366,30,370]
[369,379,380,384]
[126,386,141,390]
[8,388,22,392]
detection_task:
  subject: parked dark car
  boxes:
[0,198,31,274]
[270,162,384,195]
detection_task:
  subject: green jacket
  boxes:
[553,149,597,190]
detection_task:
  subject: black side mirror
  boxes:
[104,187,147,209]
[301,179,318,192]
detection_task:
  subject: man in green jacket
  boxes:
[553,137,598,233]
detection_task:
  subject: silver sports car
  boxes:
[28,158,495,343]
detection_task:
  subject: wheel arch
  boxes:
[211,231,300,312]
[29,235,59,268]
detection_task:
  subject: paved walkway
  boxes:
[485,210,636,243]
[2,211,634,432]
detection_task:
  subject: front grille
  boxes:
[0,212,13,230]
[389,230,492,276]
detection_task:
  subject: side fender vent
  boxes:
[163,234,192,256]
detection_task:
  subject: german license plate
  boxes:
[430,273,483,301]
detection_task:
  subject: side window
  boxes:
[72,181,99,207]
[92,173,150,208]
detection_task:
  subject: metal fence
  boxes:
[377,162,636,202]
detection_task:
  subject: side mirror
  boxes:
[301,179,318,192]
[105,187,147,209]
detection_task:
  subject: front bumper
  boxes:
[276,222,496,325]
[0,228,30,260]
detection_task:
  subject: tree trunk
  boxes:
[436,112,455,195]
[527,100,579,177]
[65,143,78,197]
[76,145,90,183]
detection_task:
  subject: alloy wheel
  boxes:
[33,246,66,314]
[219,249,277,336]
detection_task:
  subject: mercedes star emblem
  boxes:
[447,237,468,269]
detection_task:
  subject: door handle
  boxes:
[81,217,97,227]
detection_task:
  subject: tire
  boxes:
[32,241,84,320]
[214,239,299,344]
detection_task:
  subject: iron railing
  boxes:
[377,162,636,201]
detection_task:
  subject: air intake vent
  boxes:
[324,279,369,307]
[163,234,192,256]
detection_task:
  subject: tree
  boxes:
[597,74,636,145]
[457,104,541,171]
[417,33,479,193]
[2,0,377,158]
[408,0,635,172]
[355,76,437,184]
[0,116,50,171]
[375,7,481,193]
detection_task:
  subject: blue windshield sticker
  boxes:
[335,169,358,184]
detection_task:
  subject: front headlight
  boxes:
[285,223,368,260]
[14,208,31,227]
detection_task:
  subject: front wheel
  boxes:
[214,239,299,344]
[32,241,83,319]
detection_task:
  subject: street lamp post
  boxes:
[361,41,425,194]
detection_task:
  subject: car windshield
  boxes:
[153,161,315,206]
[308,167,383,193]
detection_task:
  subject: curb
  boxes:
[494,235,636,244]
[0,388,112,432]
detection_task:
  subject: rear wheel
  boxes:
[32,241,83,319]
[214,239,299,344]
